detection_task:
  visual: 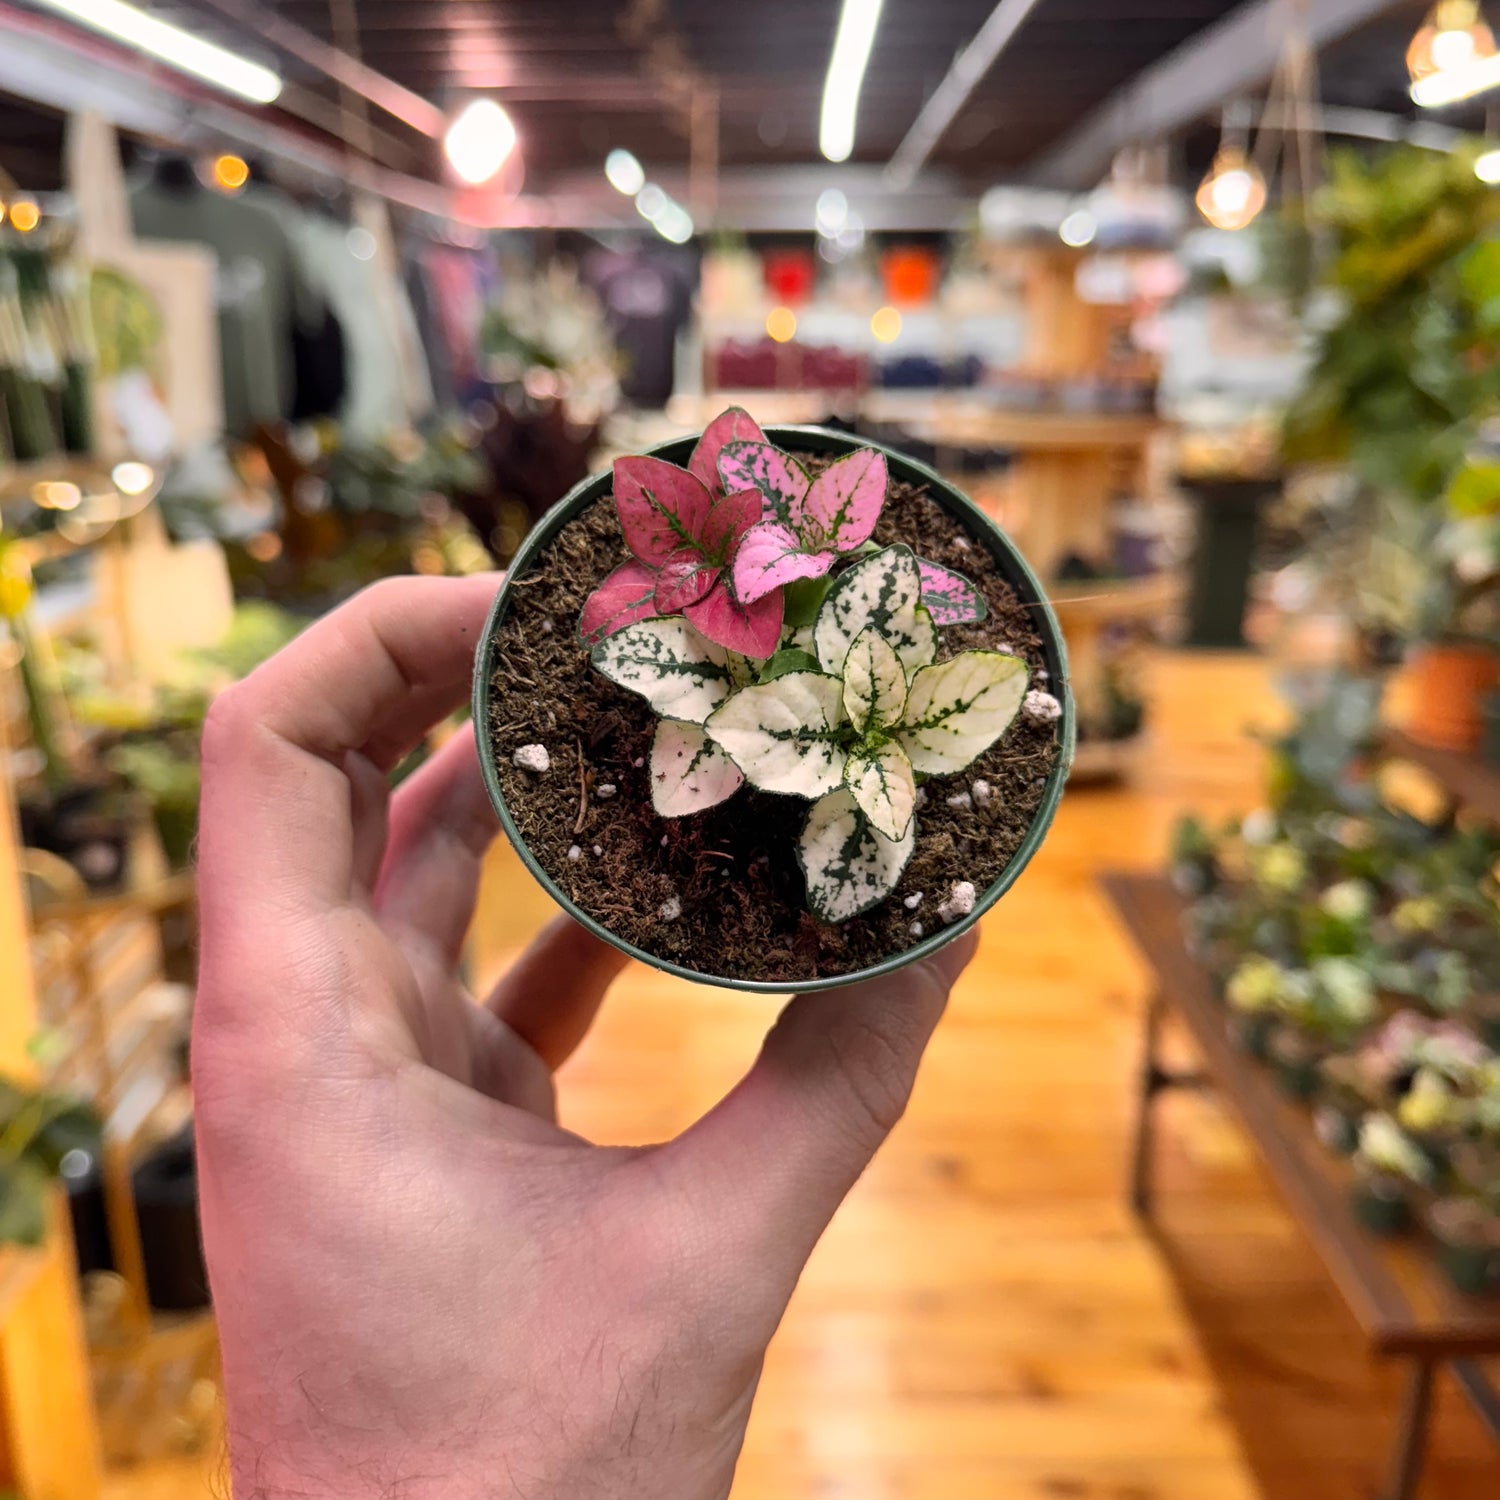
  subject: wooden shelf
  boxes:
[1381,728,1500,825]
[1102,871,1500,1357]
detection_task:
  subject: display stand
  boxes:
[1102,872,1500,1500]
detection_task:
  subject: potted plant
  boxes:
[473,409,1072,991]
[1424,1196,1499,1296]
[0,1064,101,1247]
[1268,956,1377,1101]
[1283,145,1500,751]
[1350,1112,1432,1236]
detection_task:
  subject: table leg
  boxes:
[1129,992,1165,1216]
[1383,1360,1436,1500]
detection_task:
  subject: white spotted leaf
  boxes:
[798,789,916,924]
[704,672,849,798]
[650,720,743,817]
[813,545,937,678]
[843,740,917,841]
[898,651,1028,774]
[591,618,734,725]
[842,626,908,734]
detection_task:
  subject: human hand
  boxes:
[193,575,977,1500]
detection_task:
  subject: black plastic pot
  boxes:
[131,1125,209,1311]
[1436,1239,1496,1297]
[473,424,1075,994]
[1350,1182,1410,1237]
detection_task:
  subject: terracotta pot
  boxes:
[1404,642,1500,753]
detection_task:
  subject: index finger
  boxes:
[197,574,499,918]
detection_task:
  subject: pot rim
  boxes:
[472,422,1076,994]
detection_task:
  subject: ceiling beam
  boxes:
[885,0,1047,190]
[1027,0,1413,189]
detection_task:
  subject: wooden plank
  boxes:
[1100,871,1500,1358]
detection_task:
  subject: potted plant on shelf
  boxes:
[0,1062,101,1247]
[1350,1112,1432,1236]
[474,409,1072,991]
[1284,144,1500,752]
[1425,1196,1500,1296]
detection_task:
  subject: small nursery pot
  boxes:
[1350,1179,1411,1237]
[1402,640,1500,754]
[473,424,1074,994]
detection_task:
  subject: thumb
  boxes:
[662,930,977,1295]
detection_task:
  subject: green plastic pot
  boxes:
[472,423,1075,995]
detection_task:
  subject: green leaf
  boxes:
[759,648,822,683]
[841,626,907,734]
[898,651,1029,774]
[844,740,917,841]
[649,720,744,817]
[781,574,834,629]
[592,618,735,725]
[1447,461,1500,519]
[798,789,916,923]
[0,1160,49,1248]
[705,672,849,798]
[813,545,937,678]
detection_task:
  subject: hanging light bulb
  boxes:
[1408,1,1497,84]
[1195,146,1268,232]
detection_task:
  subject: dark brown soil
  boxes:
[485,462,1062,983]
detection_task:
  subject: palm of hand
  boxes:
[193,577,972,1500]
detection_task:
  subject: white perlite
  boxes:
[938,880,977,924]
[591,844,603,857]
[914,786,928,807]
[946,791,972,811]
[540,618,554,634]
[513,743,551,774]
[1023,690,1062,723]
[658,896,683,922]
[971,779,993,808]
[909,921,925,937]
[596,783,618,799]
[903,892,924,910]
[566,844,582,862]
[633,757,645,768]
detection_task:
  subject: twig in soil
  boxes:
[573,739,588,836]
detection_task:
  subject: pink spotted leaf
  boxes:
[917,558,988,626]
[578,559,660,646]
[689,407,769,496]
[733,520,836,604]
[801,449,887,552]
[700,488,763,563]
[717,441,812,525]
[684,583,784,658]
[655,548,722,612]
[613,456,713,568]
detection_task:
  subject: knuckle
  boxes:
[824,1012,919,1141]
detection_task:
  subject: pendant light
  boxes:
[1407,1,1497,85]
[1196,106,1269,232]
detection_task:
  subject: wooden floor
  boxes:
[108,651,1500,1500]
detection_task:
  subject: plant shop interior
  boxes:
[12,0,1500,1496]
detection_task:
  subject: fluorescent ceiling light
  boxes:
[1412,53,1500,106]
[820,0,884,163]
[30,0,282,104]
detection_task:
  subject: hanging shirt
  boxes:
[130,181,323,436]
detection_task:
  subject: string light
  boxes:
[1195,146,1267,231]
[211,153,249,192]
[766,307,798,343]
[1059,209,1098,247]
[605,149,645,196]
[870,306,902,343]
[8,200,40,233]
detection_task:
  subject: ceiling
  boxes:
[0,0,1482,203]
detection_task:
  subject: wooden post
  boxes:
[0,660,104,1498]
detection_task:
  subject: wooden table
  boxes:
[1382,728,1500,825]
[1101,872,1500,1500]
